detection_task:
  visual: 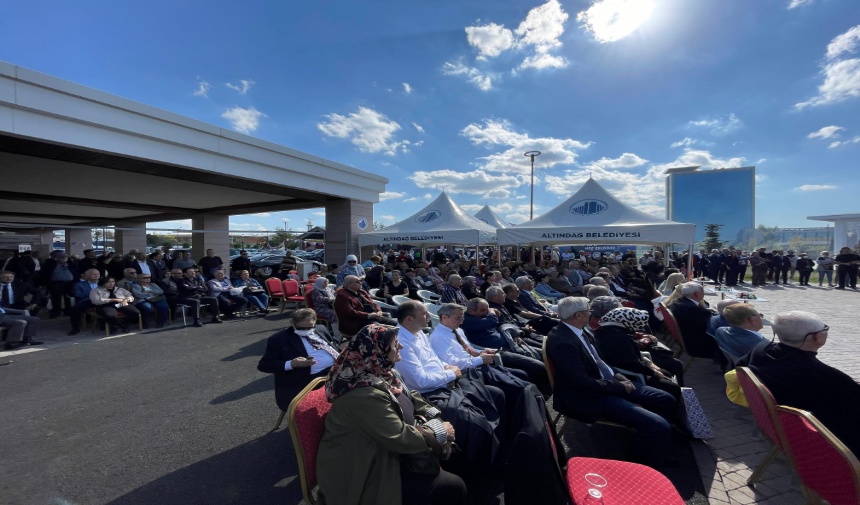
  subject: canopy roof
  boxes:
[358,192,497,246]
[497,178,695,246]
[474,205,509,229]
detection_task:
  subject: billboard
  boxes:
[666,166,755,246]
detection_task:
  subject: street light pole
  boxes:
[524,151,541,220]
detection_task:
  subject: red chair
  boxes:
[265,277,285,310]
[736,366,790,485]
[566,457,685,504]
[776,405,860,505]
[303,287,333,332]
[287,377,330,505]
[280,279,305,313]
[656,303,693,371]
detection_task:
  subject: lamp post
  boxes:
[524,151,541,220]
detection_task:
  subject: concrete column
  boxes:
[833,220,847,252]
[191,214,230,273]
[65,227,92,257]
[115,223,147,255]
[325,198,374,264]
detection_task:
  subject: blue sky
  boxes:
[2,0,859,235]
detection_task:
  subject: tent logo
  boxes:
[569,199,608,216]
[415,210,442,223]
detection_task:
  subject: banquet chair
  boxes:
[736,366,791,485]
[565,457,685,505]
[656,303,694,371]
[287,377,330,505]
[264,278,285,310]
[280,279,305,313]
[776,405,860,505]
[302,288,333,332]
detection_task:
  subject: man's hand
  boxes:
[444,365,462,378]
[291,357,316,368]
[490,308,501,317]
[620,380,635,394]
[479,351,494,365]
[26,303,39,312]
[443,421,455,440]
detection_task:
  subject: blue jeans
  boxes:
[245,292,269,311]
[819,270,833,285]
[597,382,675,467]
[137,300,169,325]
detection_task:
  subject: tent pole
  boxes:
[688,244,694,280]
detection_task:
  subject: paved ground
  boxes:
[1,278,856,504]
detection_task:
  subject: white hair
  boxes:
[679,282,704,297]
[772,311,825,346]
[557,297,590,320]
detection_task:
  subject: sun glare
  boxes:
[578,0,656,43]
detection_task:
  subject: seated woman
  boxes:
[131,274,169,328]
[382,269,410,304]
[310,276,337,324]
[232,270,269,314]
[658,272,687,297]
[89,277,141,334]
[317,324,466,505]
[594,307,683,399]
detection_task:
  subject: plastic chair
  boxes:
[736,366,789,485]
[391,295,411,306]
[424,303,440,316]
[280,279,305,313]
[417,290,441,304]
[776,405,860,505]
[566,457,685,505]
[368,288,383,301]
[287,377,330,505]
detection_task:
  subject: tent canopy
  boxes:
[497,178,695,246]
[474,205,509,229]
[358,192,497,246]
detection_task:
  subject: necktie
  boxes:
[302,331,340,359]
[581,333,616,381]
[453,329,478,355]
[1,284,10,307]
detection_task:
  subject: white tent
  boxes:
[358,192,497,246]
[474,205,509,229]
[497,178,695,246]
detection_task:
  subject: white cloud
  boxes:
[577,0,656,43]
[795,184,838,191]
[807,125,845,139]
[515,0,569,54]
[317,106,415,155]
[442,61,494,91]
[379,191,406,201]
[583,153,648,170]
[485,189,512,199]
[225,79,255,95]
[828,136,860,148]
[461,119,591,174]
[506,213,533,224]
[221,106,265,134]
[424,194,433,199]
[313,211,326,217]
[787,0,815,8]
[403,196,419,203]
[519,53,569,70]
[251,212,271,217]
[378,215,396,224]
[688,113,743,135]
[403,82,413,94]
[459,204,484,212]
[465,23,515,58]
[826,25,860,60]
[756,158,767,164]
[412,122,425,134]
[410,169,522,198]
[229,221,268,231]
[797,25,860,109]
[193,78,211,98]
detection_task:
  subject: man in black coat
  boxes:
[707,249,721,282]
[545,296,675,467]
[668,282,721,362]
[38,253,79,317]
[770,250,786,284]
[257,308,339,413]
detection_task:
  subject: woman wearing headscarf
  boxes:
[310,276,337,323]
[317,324,466,505]
[335,254,366,287]
[594,307,682,401]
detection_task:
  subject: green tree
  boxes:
[756,225,780,250]
[373,220,386,230]
[703,224,723,252]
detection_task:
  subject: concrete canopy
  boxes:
[0,62,387,238]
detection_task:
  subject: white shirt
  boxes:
[137,260,151,276]
[429,324,483,370]
[394,324,456,393]
[283,329,336,375]
[562,322,616,380]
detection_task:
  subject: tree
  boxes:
[756,225,780,250]
[373,220,386,230]
[703,224,723,252]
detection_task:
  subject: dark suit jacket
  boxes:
[669,296,718,358]
[0,280,45,310]
[545,323,626,422]
[39,259,81,287]
[257,326,337,411]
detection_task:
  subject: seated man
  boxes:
[116,268,138,292]
[708,299,741,336]
[714,304,767,358]
[668,282,721,362]
[171,251,197,273]
[546,297,676,468]
[232,270,270,314]
[159,268,183,316]
[333,275,397,337]
[534,274,565,300]
[177,267,221,326]
[501,284,559,336]
[440,274,468,305]
[737,311,860,457]
[0,270,44,314]
[460,276,481,300]
[0,272,44,349]
[207,268,248,318]
[515,277,558,317]
[257,308,339,414]
[68,268,101,336]
[546,268,578,296]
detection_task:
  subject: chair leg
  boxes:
[272,410,286,431]
[747,445,779,485]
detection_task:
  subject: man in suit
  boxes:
[707,249,721,282]
[0,270,44,313]
[737,311,860,457]
[39,253,80,318]
[668,282,720,360]
[714,303,767,358]
[770,250,786,285]
[0,270,44,350]
[68,268,102,336]
[546,297,676,467]
[257,308,339,413]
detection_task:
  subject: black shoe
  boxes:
[836,287,845,290]
[24,340,44,346]
[193,320,204,327]
[67,329,81,336]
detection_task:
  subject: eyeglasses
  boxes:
[804,325,829,338]
[348,261,356,263]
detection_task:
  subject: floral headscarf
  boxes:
[599,307,650,334]
[325,324,401,402]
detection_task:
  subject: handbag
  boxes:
[681,387,713,439]
[147,295,165,303]
[402,417,454,475]
[724,369,749,407]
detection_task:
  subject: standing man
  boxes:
[198,249,224,280]
[39,254,79,318]
[834,246,860,290]
[546,297,675,467]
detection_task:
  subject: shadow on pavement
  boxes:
[210,375,273,405]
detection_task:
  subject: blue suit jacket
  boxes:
[714,326,767,358]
